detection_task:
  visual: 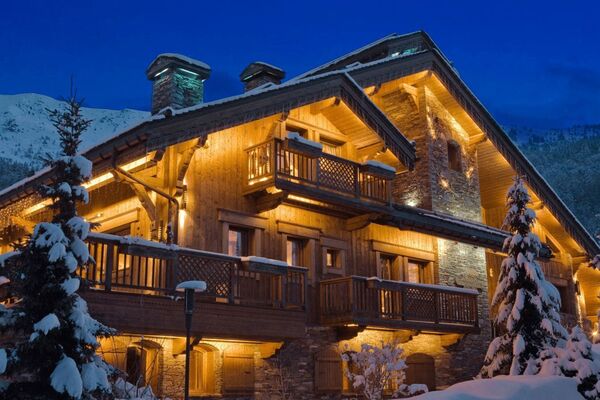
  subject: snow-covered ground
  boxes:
[0,93,148,170]
[409,375,583,400]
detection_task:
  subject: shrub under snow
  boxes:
[342,341,428,400]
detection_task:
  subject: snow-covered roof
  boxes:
[291,32,404,81]
[146,53,211,78]
[150,53,210,70]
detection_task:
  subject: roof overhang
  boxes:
[327,43,600,257]
[0,72,415,211]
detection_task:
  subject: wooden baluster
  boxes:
[434,290,440,324]
[229,263,237,304]
[104,243,113,292]
[400,284,406,321]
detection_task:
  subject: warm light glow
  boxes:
[248,176,269,186]
[24,155,150,216]
[288,194,326,206]
[178,209,187,234]
[465,166,475,180]
[266,186,282,194]
[24,200,51,215]
[439,177,450,189]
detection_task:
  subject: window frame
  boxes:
[227,226,250,257]
[447,139,462,172]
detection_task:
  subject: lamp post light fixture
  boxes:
[176,280,207,400]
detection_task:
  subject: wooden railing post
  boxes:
[281,273,287,309]
[104,243,114,292]
[171,253,179,296]
[229,263,237,304]
[273,140,279,179]
[354,167,360,198]
[303,271,309,311]
[434,290,440,324]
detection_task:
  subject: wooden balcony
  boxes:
[320,276,480,334]
[245,138,393,209]
[77,233,308,340]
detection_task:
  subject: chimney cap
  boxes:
[240,61,285,83]
[146,53,211,80]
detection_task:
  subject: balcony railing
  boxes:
[77,233,307,310]
[245,138,393,203]
[320,276,479,333]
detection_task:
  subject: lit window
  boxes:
[380,255,396,280]
[406,260,427,283]
[326,249,341,270]
[321,138,343,157]
[190,345,217,395]
[228,227,249,257]
[447,140,462,172]
[287,238,304,266]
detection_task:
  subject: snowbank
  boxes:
[409,375,583,400]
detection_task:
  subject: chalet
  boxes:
[0,31,599,399]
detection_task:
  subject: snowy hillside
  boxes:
[518,130,600,240]
[0,93,148,188]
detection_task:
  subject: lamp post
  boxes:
[176,280,207,400]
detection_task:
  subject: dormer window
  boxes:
[447,140,462,172]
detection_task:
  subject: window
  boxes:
[556,285,569,313]
[380,254,397,280]
[286,124,307,138]
[228,227,249,256]
[315,348,343,393]
[190,345,217,396]
[325,249,339,269]
[287,238,304,266]
[447,140,462,172]
[323,248,344,275]
[406,353,436,391]
[406,260,427,283]
[125,342,160,392]
[321,138,344,157]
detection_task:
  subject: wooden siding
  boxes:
[84,290,306,341]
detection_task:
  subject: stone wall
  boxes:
[151,70,204,114]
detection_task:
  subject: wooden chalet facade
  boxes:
[0,31,598,399]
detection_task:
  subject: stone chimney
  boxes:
[146,53,211,115]
[240,62,285,92]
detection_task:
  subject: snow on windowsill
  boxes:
[287,132,324,150]
[363,160,396,173]
[241,256,289,268]
[365,276,478,295]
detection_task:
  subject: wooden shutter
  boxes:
[314,348,342,393]
[222,353,255,395]
[406,353,436,391]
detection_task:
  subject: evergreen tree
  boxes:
[0,93,115,399]
[539,327,600,399]
[480,176,567,377]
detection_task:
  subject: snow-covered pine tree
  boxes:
[479,176,567,378]
[0,93,116,399]
[539,327,600,399]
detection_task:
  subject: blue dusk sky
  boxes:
[0,0,598,128]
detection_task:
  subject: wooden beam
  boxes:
[175,137,205,196]
[112,170,157,224]
[310,97,340,115]
[346,213,382,231]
